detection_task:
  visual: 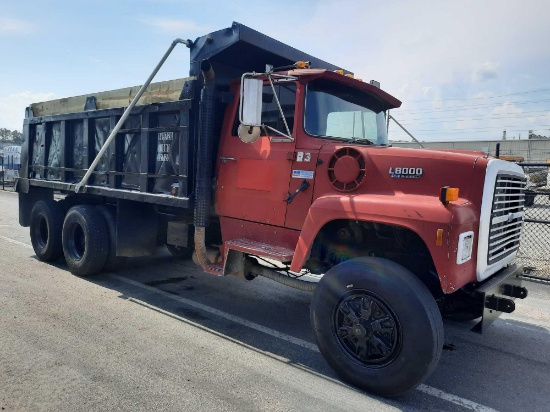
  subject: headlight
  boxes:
[457,231,474,264]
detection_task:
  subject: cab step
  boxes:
[225,238,295,262]
[204,262,224,276]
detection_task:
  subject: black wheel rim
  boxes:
[67,223,86,261]
[333,291,401,367]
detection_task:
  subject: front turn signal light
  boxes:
[440,186,459,204]
[436,229,444,246]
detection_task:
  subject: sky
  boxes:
[1,0,550,142]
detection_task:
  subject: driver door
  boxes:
[215,82,297,227]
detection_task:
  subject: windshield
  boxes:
[305,79,388,145]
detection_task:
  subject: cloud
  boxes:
[238,1,549,96]
[472,62,500,82]
[141,18,210,36]
[0,17,34,35]
[0,91,56,132]
[88,56,103,64]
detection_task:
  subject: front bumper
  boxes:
[472,264,527,333]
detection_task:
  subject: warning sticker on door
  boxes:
[292,170,314,179]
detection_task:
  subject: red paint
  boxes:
[225,238,294,262]
[285,149,319,229]
[236,159,275,191]
[215,71,490,293]
[215,106,295,226]
[219,216,300,253]
[334,156,360,183]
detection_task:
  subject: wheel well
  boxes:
[306,219,443,297]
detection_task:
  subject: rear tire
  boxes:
[166,243,193,259]
[62,205,109,276]
[96,205,127,271]
[310,257,444,397]
[30,200,65,261]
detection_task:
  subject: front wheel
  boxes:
[310,257,444,397]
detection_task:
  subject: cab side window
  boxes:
[233,82,296,136]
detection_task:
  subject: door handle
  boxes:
[219,157,237,164]
[285,180,310,203]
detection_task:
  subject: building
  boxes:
[0,145,21,181]
[390,139,550,163]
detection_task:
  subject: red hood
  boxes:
[314,145,489,204]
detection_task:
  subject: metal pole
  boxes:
[74,38,191,193]
[2,156,4,190]
[388,115,424,148]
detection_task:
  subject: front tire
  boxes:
[30,200,65,261]
[62,205,109,276]
[310,257,444,397]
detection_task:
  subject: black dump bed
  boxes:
[17,22,345,208]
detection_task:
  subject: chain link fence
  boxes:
[514,163,550,281]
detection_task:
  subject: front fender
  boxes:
[290,194,479,292]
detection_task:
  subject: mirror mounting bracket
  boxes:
[239,72,296,143]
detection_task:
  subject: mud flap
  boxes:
[472,264,527,333]
[116,199,158,257]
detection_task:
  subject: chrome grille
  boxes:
[487,173,526,265]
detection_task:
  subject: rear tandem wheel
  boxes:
[62,205,109,276]
[96,205,127,271]
[29,200,65,261]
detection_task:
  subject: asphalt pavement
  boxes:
[1,190,549,411]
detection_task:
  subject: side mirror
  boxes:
[240,77,263,126]
[239,77,263,143]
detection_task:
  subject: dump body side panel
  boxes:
[18,100,194,208]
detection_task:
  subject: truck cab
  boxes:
[215,66,521,294]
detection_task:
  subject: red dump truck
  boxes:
[16,22,528,396]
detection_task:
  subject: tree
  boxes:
[0,128,23,143]
[11,130,23,143]
[0,128,11,141]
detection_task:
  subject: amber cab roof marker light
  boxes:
[294,61,311,69]
[270,61,311,72]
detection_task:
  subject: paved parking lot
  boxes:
[1,190,549,411]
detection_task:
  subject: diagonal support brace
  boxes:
[74,38,192,193]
